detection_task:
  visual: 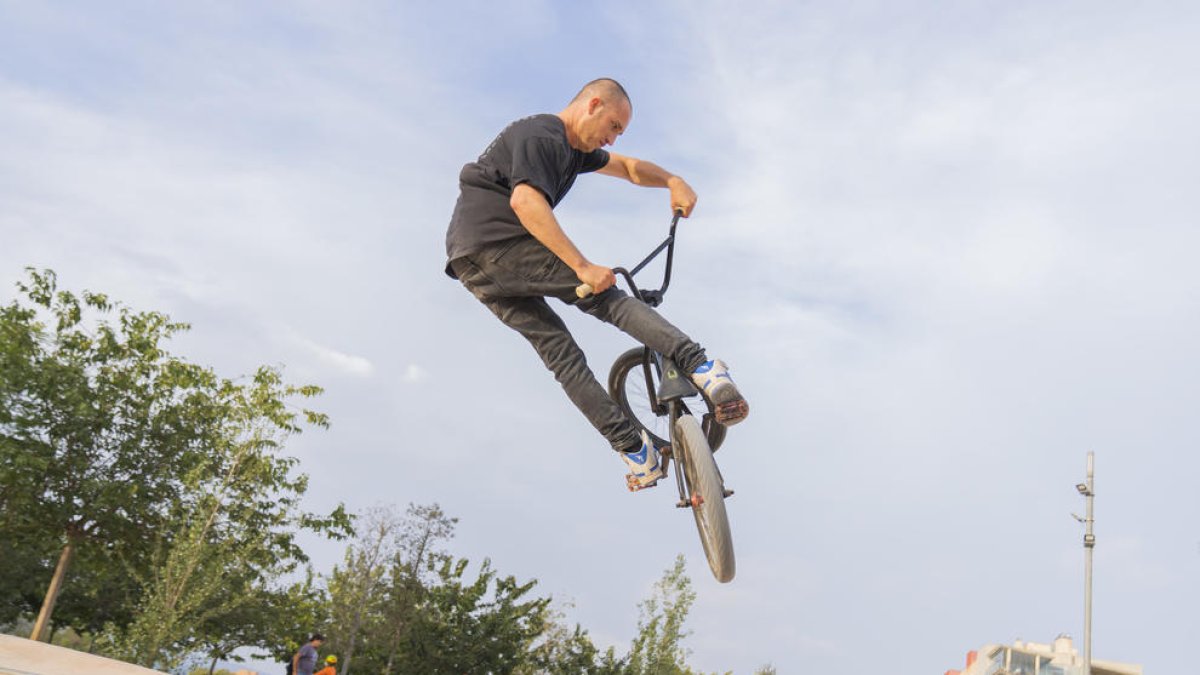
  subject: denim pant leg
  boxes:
[483,238,708,373]
[453,237,709,452]
[452,244,641,452]
[576,289,708,374]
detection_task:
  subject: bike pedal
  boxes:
[715,399,750,425]
[625,474,660,492]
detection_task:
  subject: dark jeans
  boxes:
[451,237,707,452]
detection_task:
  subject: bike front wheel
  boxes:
[608,347,727,451]
[675,414,735,583]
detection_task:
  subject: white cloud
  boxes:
[291,333,374,377]
[4,3,1199,674]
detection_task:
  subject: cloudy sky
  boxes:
[3,1,1198,673]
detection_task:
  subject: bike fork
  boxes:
[649,351,735,506]
[668,401,690,508]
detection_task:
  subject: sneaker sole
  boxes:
[715,398,749,426]
[706,382,749,426]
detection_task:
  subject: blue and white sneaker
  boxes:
[621,430,665,491]
[690,359,750,426]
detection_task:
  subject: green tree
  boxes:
[517,602,609,675]
[320,502,458,675]
[259,573,331,668]
[371,503,457,675]
[0,543,55,625]
[179,577,328,675]
[397,557,551,674]
[189,592,284,675]
[117,402,351,668]
[0,269,348,653]
[626,555,697,675]
[1,268,222,639]
[324,504,402,675]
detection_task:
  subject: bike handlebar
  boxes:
[575,210,684,302]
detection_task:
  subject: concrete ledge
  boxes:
[0,634,166,675]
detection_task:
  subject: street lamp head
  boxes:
[1076,483,1091,495]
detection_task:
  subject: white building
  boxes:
[945,634,1142,675]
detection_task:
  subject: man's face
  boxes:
[313,639,324,648]
[580,96,631,152]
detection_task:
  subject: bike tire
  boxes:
[675,414,735,583]
[608,347,727,451]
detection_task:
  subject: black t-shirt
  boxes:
[444,114,609,277]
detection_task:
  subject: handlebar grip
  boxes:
[575,283,593,299]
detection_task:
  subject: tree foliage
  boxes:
[324,504,403,675]
[318,504,624,675]
[1,269,770,673]
[0,268,349,664]
[117,410,351,668]
[395,556,550,674]
[260,573,331,666]
[321,503,457,675]
[1,268,219,635]
[309,510,732,674]
[371,503,458,675]
[627,555,698,675]
[517,603,613,675]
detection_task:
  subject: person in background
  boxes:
[314,654,337,675]
[291,633,325,675]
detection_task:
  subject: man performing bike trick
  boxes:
[444,78,749,490]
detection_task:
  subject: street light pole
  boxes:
[1075,452,1096,675]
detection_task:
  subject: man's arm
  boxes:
[510,183,616,294]
[597,152,698,217]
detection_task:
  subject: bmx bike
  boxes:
[577,211,736,583]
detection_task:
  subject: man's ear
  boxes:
[587,96,603,115]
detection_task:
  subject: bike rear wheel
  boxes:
[608,347,727,451]
[675,415,735,583]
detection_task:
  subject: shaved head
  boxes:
[559,78,633,152]
[571,78,631,108]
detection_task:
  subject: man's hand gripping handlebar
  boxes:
[573,263,614,299]
[576,210,685,300]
